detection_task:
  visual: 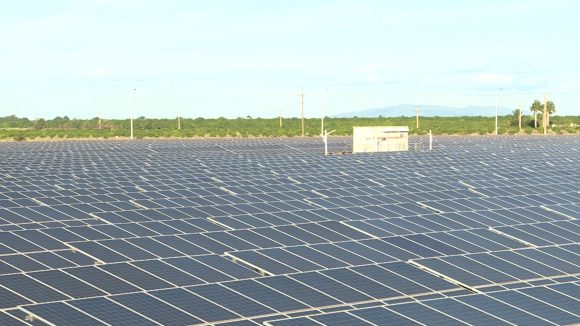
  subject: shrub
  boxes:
[12,134,26,141]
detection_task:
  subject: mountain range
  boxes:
[333,104,514,118]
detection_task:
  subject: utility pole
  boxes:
[543,94,548,135]
[416,105,420,129]
[130,89,136,140]
[518,102,523,130]
[495,88,500,136]
[300,86,305,136]
[321,89,327,136]
[546,96,551,127]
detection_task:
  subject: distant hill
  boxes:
[334,104,513,118]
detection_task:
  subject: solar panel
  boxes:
[0,136,578,324]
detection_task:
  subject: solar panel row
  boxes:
[266,282,580,326]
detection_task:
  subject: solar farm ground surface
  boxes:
[0,135,579,326]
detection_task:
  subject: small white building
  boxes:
[352,126,409,153]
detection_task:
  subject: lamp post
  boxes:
[130,89,136,140]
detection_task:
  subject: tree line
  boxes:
[1,109,578,141]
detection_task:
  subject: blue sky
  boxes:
[0,0,578,119]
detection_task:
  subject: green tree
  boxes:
[530,100,542,128]
[33,118,46,130]
[545,100,556,127]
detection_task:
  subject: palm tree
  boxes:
[530,100,542,128]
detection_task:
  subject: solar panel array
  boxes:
[0,136,578,326]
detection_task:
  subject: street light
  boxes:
[495,88,502,136]
[130,89,136,140]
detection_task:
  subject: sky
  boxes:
[0,0,578,119]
